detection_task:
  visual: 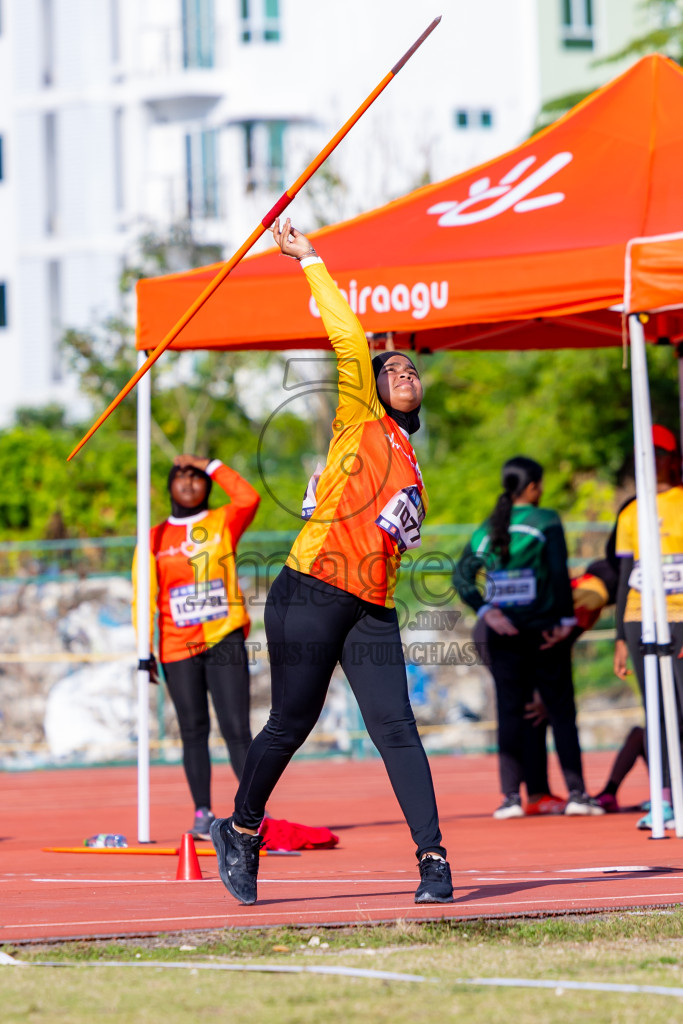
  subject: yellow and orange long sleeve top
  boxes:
[615,485,683,624]
[132,461,260,663]
[287,259,427,608]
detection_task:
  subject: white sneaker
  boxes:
[493,795,524,819]
[565,791,605,816]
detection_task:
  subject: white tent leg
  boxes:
[136,351,152,843]
[630,316,683,838]
[634,385,683,838]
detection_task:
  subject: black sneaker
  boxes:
[414,855,454,904]
[190,807,215,841]
[210,816,263,905]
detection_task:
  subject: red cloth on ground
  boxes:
[258,817,339,851]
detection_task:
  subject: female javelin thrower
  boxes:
[211,218,452,905]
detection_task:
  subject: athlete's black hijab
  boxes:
[167,465,212,520]
[371,351,421,435]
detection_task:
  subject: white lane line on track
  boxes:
[473,874,683,882]
[32,868,683,882]
[7,959,427,983]
[557,866,661,873]
[7,958,683,997]
[5,960,683,997]
[28,873,683,887]
[4,890,683,932]
[459,977,683,998]
[31,876,683,884]
[31,880,423,888]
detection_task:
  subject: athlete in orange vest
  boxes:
[210,220,452,906]
[133,454,260,838]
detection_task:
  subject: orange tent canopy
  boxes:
[136,54,683,354]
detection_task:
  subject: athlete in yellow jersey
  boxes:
[614,425,683,829]
[211,220,452,906]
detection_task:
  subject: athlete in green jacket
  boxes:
[454,456,603,819]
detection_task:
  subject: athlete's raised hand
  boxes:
[271,217,316,260]
[173,453,210,472]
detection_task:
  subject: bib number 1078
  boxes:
[376,485,425,553]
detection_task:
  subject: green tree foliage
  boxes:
[600,0,683,63]
[1,219,681,545]
[417,344,680,526]
[0,420,137,537]
[537,0,683,126]
[0,223,314,540]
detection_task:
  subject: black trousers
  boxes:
[624,620,683,791]
[486,628,585,798]
[234,566,445,860]
[162,627,252,811]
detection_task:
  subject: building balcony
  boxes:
[133,24,227,122]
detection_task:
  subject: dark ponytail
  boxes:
[489,456,543,564]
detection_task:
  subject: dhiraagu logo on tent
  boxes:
[427,152,574,226]
[309,279,449,322]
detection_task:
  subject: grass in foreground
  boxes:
[3,911,683,1023]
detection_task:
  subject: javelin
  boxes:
[67,16,442,460]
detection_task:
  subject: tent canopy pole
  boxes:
[136,351,151,844]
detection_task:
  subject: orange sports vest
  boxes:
[132,462,260,663]
[286,262,427,608]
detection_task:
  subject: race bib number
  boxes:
[376,486,425,553]
[628,554,683,595]
[489,568,537,607]
[301,462,325,520]
[169,579,229,627]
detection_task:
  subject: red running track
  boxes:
[2,752,682,943]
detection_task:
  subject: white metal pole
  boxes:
[630,317,683,839]
[631,320,683,837]
[136,350,152,843]
[629,316,665,838]
[634,398,683,839]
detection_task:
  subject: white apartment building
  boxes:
[0,0,646,423]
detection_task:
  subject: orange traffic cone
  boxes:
[176,832,203,880]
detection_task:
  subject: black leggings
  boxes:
[486,628,585,798]
[624,620,683,790]
[162,628,252,811]
[234,566,445,860]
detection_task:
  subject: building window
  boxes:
[0,283,7,328]
[45,112,57,234]
[241,0,281,43]
[182,0,215,68]
[561,0,594,49]
[110,0,121,64]
[113,108,124,214]
[185,129,219,219]
[454,109,494,130]
[42,0,55,85]
[243,120,286,191]
[48,261,62,382]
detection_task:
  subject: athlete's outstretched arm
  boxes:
[271,218,382,423]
